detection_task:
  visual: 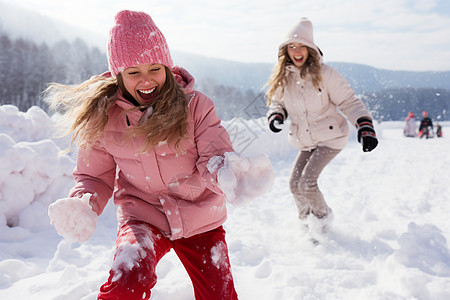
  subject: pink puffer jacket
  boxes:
[69,66,233,240]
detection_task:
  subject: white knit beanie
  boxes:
[107,10,174,76]
[279,18,322,58]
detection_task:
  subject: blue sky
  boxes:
[6,0,450,71]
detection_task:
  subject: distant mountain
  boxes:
[0,1,104,49]
[172,51,450,94]
[2,0,449,95]
[172,51,274,92]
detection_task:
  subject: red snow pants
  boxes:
[97,220,238,300]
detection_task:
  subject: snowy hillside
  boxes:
[0,104,450,299]
[0,1,104,50]
[2,0,450,95]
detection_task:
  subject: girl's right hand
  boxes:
[48,193,98,243]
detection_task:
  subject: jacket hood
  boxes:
[172,65,195,93]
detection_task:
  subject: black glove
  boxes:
[268,113,284,133]
[356,117,378,152]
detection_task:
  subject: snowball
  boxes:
[26,105,51,123]
[0,132,15,148]
[0,105,54,143]
[0,134,26,178]
[48,193,98,243]
[0,104,20,119]
[218,152,274,205]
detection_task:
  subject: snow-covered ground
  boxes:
[1,104,449,300]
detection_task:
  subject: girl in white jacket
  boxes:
[266,18,378,228]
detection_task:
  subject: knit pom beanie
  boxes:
[107,10,174,76]
[279,18,322,59]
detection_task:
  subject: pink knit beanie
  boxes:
[279,18,322,59]
[107,10,174,76]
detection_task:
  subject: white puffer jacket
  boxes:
[267,64,372,151]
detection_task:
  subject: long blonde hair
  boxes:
[44,66,189,153]
[265,45,322,105]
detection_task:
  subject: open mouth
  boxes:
[294,56,304,62]
[137,87,157,103]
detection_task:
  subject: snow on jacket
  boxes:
[69,66,234,240]
[267,64,372,151]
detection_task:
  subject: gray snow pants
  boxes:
[289,146,341,219]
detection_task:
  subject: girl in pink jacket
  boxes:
[266,18,378,231]
[46,10,240,300]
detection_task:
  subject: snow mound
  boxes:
[394,222,450,276]
[0,106,74,230]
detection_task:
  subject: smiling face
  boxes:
[121,63,167,105]
[287,43,309,68]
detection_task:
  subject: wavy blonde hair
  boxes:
[44,66,189,153]
[265,45,322,105]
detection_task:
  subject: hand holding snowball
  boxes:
[48,193,98,243]
[216,152,274,205]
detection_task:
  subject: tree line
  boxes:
[0,32,107,111]
[0,31,262,120]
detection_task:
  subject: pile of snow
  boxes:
[1,104,450,300]
[0,105,74,230]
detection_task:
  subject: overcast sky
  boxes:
[6,0,450,71]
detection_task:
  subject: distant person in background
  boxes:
[403,112,417,137]
[419,111,434,139]
[436,123,443,138]
[265,18,378,232]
